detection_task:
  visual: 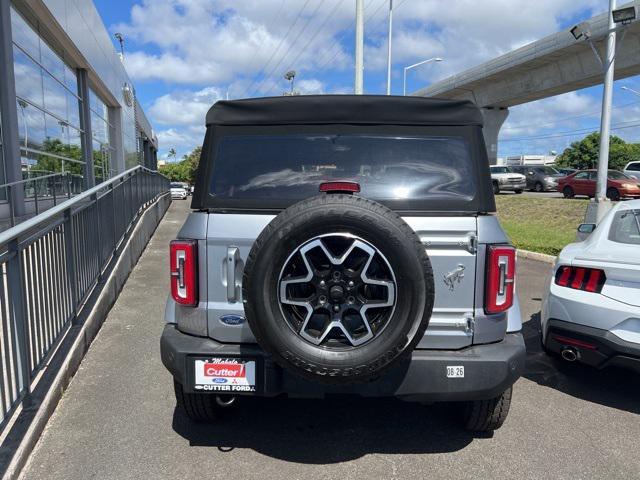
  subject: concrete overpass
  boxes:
[414,1,640,163]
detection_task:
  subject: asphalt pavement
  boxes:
[20,200,640,480]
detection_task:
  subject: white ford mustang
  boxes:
[541,199,640,372]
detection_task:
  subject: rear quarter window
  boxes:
[609,210,640,245]
[627,162,640,171]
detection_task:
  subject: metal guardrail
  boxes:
[0,166,169,431]
[0,172,84,227]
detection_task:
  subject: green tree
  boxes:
[556,132,640,171]
[182,146,202,184]
[158,146,202,184]
[159,160,190,182]
[33,138,83,175]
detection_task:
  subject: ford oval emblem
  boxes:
[213,378,228,384]
[219,314,245,326]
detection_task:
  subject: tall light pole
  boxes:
[595,0,616,219]
[355,0,364,94]
[114,32,125,60]
[403,57,443,96]
[386,0,393,95]
[284,70,296,96]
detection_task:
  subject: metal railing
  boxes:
[0,172,84,227]
[0,166,169,431]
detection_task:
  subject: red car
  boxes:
[557,169,640,201]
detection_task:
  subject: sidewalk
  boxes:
[19,200,188,480]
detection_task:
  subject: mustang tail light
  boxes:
[170,239,198,306]
[485,245,516,314]
[555,266,605,293]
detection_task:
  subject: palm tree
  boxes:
[168,147,177,162]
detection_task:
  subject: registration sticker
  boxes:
[446,366,464,378]
[194,358,256,392]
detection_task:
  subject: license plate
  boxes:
[193,358,256,392]
[446,366,464,378]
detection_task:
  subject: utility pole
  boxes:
[386,0,393,95]
[596,0,616,220]
[355,0,364,94]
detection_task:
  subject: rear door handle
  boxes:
[227,247,240,302]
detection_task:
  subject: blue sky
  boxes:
[94,0,640,161]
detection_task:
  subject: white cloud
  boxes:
[116,0,353,95]
[115,0,606,93]
[156,127,202,150]
[502,91,601,138]
[149,86,221,126]
[296,78,324,95]
[111,0,621,156]
[364,0,602,83]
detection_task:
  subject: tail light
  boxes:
[485,245,516,314]
[552,334,597,350]
[170,240,198,306]
[555,266,605,293]
[319,181,360,194]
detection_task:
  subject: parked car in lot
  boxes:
[170,182,188,200]
[556,167,577,176]
[161,96,526,432]
[489,166,526,194]
[541,200,640,372]
[558,170,640,201]
[623,161,640,180]
[509,165,565,192]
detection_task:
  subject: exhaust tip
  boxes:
[215,395,236,407]
[561,347,578,362]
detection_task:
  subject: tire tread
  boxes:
[243,194,434,384]
[174,380,219,422]
[463,387,512,432]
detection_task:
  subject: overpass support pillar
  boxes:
[481,107,509,165]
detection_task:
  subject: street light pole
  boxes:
[403,57,443,96]
[386,0,393,95]
[114,33,125,60]
[595,0,616,219]
[621,85,640,96]
[355,0,364,94]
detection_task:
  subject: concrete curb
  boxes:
[517,249,556,264]
[2,194,171,480]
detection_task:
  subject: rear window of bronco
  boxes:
[209,134,476,203]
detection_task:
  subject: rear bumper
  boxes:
[544,319,640,373]
[160,324,525,402]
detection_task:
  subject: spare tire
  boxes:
[243,194,434,384]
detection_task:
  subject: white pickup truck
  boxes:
[490,166,526,194]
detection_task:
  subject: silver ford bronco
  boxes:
[161,95,526,432]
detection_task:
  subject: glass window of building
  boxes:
[0,118,4,186]
[89,89,115,183]
[10,6,83,181]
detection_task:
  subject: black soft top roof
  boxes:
[205,95,483,127]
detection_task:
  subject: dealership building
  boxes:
[0,0,157,222]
